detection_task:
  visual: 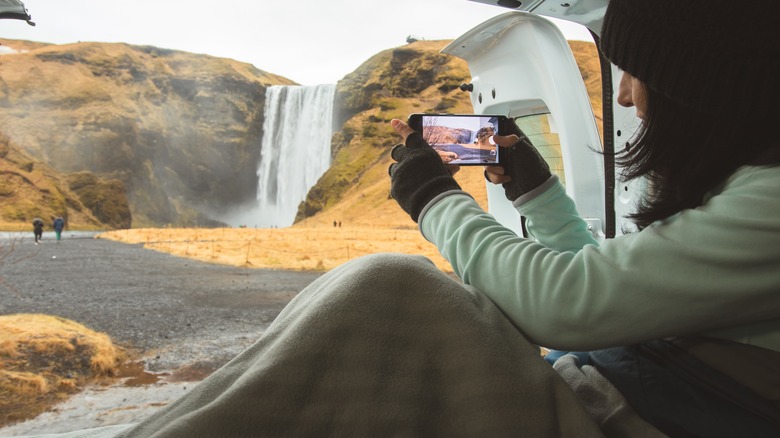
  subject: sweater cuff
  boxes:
[417,190,473,229]
[511,175,560,209]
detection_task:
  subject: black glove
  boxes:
[388,132,461,222]
[498,121,552,202]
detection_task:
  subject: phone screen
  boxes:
[409,114,504,165]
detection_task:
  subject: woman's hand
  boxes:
[392,119,461,175]
[483,122,551,202]
[483,133,520,185]
[388,119,462,222]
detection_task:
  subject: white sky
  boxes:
[0,0,592,85]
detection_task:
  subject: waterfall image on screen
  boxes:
[255,84,336,227]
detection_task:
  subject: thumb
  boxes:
[391,119,416,141]
[492,134,520,148]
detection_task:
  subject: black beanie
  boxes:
[600,0,780,122]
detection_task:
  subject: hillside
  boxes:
[0,131,129,230]
[295,40,601,229]
[0,39,295,227]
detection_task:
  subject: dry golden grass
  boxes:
[0,314,125,427]
[96,165,497,272]
[99,225,455,273]
[0,223,31,232]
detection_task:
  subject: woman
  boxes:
[29,1,776,437]
[388,0,779,435]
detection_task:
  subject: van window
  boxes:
[512,114,565,186]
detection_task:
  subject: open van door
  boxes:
[443,1,642,239]
[0,0,34,25]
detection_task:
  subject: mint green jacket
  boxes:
[419,165,780,352]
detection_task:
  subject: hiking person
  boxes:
[52,216,65,242]
[32,217,44,244]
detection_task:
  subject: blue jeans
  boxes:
[543,349,590,366]
[548,342,780,437]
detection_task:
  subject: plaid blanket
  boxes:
[22,254,612,437]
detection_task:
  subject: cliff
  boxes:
[0,131,128,229]
[0,39,295,227]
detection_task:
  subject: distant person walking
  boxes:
[53,216,65,242]
[32,217,44,244]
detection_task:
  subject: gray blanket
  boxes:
[18,253,659,437]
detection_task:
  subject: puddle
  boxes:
[116,361,167,387]
[114,359,218,387]
[167,361,219,382]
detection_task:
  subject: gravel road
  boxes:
[0,232,323,435]
[0,232,322,372]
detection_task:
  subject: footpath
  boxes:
[0,234,321,435]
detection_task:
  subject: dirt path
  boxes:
[0,234,321,435]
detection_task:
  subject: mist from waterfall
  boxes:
[219,84,336,228]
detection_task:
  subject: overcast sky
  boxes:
[1,0,592,85]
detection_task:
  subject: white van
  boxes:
[445,0,639,240]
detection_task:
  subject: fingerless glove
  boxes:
[389,132,461,222]
[500,122,552,202]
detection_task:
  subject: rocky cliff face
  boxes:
[0,131,128,229]
[0,39,295,227]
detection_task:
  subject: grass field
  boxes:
[99,225,454,273]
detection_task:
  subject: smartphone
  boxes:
[407,113,508,165]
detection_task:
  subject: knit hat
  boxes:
[600,0,780,122]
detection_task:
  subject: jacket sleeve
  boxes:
[419,167,780,351]
[511,175,599,253]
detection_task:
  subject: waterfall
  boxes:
[254,84,336,227]
[214,84,335,228]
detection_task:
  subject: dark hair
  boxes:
[617,86,779,230]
